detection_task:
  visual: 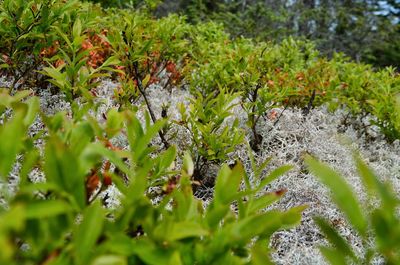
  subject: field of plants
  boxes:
[0,0,399,264]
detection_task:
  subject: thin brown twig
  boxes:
[133,62,170,148]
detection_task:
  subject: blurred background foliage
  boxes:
[88,0,400,69]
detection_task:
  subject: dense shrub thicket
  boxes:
[88,0,400,69]
[0,0,399,264]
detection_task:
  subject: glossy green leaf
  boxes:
[100,55,120,68]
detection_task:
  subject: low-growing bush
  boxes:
[2,0,400,141]
[0,0,98,90]
[0,90,305,264]
[40,18,120,102]
[177,88,244,183]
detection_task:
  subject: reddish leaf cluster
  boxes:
[86,168,100,201]
[114,65,126,78]
[85,139,120,202]
[82,29,111,68]
[165,60,181,84]
[54,59,65,68]
[1,54,12,66]
[163,175,181,194]
[85,165,113,202]
[143,54,161,85]
[267,109,278,120]
[266,65,331,102]
[40,41,60,58]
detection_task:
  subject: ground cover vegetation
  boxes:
[0,0,399,264]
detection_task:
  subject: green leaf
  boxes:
[25,200,73,219]
[168,221,209,241]
[105,108,124,138]
[70,121,95,155]
[248,191,285,213]
[41,66,68,90]
[214,163,244,205]
[72,18,82,39]
[131,240,183,265]
[217,206,304,247]
[100,55,120,68]
[258,165,293,190]
[142,74,151,88]
[0,110,25,178]
[23,97,39,127]
[314,217,357,261]
[228,213,280,242]
[6,90,31,104]
[44,136,86,209]
[155,145,176,174]
[355,154,397,209]
[53,26,73,51]
[97,234,135,256]
[206,203,230,229]
[305,156,368,236]
[280,205,308,228]
[319,246,348,265]
[74,201,104,265]
[250,242,274,265]
[170,175,199,221]
[182,151,194,176]
[91,255,127,265]
[19,148,39,184]
[0,203,25,231]
[82,143,131,177]
[356,157,377,192]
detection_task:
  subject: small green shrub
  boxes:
[177,88,244,182]
[108,12,188,106]
[0,0,84,90]
[39,18,120,102]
